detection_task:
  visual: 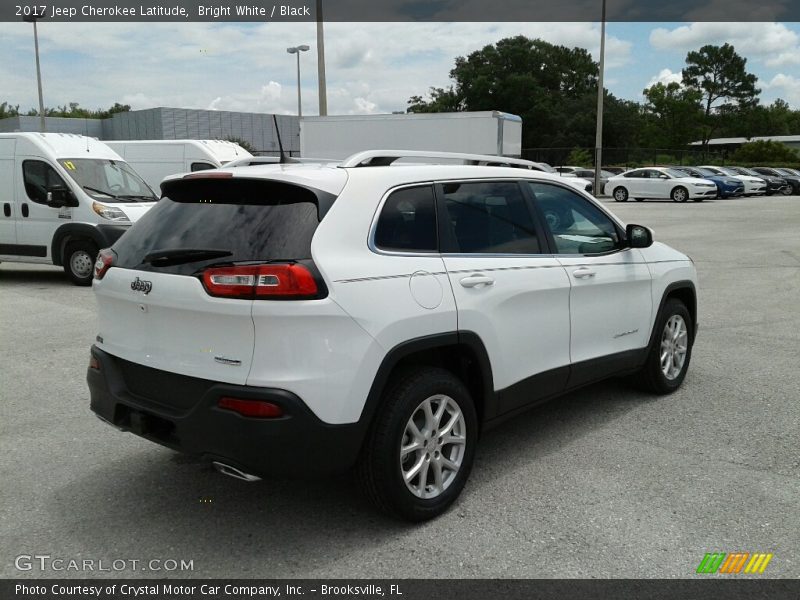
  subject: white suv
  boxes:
[87,151,698,521]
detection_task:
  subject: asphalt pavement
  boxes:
[1,194,798,579]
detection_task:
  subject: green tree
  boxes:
[641,82,702,148]
[0,102,21,119]
[225,136,257,153]
[682,43,760,146]
[406,36,601,149]
[731,140,799,164]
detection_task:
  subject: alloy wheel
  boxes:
[400,394,467,499]
[660,315,688,380]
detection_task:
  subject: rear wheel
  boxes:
[634,298,693,394]
[671,186,689,202]
[613,187,629,202]
[356,367,478,521]
[64,240,98,286]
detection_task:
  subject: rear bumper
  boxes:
[87,346,364,477]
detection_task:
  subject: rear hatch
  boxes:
[93,175,336,385]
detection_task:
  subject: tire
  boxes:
[63,240,98,286]
[780,186,792,196]
[671,186,689,203]
[613,187,629,202]
[634,298,693,395]
[356,366,478,522]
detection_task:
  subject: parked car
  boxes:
[726,166,787,195]
[87,150,698,521]
[673,166,745,198]
[602,166,628,175]
[750,167,799,195]
[571,168,615,195]
[554,166,582,174]
[698,165,767,196]
[605,167,717,202]
[0,133,157,284]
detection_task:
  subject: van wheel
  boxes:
[64,240,98,286]
[634,299,693,394]
[356,367,477,522]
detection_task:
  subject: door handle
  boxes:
[3,203,9,217]
[21,203,29,218]
[460,274,495,288]
[572,267,596,279]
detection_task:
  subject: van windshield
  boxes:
[59,159,157,202]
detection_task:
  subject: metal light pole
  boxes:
[23,13,46,132]
[594,0,606,196]
[316,0,327,116]
[287,45,309,117]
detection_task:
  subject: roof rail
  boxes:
[225,156,338,168]
[339,150,541,169]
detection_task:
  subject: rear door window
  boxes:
[112,178,331,275]
[438,181,541,254]
[374,185,437,252]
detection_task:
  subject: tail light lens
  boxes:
[94,248,115,280]
[218,397,284,418]
[201,263,319,300]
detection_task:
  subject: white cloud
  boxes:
[760,73,800,105]
[650,22,800,69]
[647,69,683,88]
[0,22,633,118]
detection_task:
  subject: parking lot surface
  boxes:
[1,195,798,579]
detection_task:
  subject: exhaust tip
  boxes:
[212,461,262,482]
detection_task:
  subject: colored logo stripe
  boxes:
[697,552,773,574]
[744,553,773,574]
[697,553,726,573]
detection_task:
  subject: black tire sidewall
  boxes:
[645,299,693,394]
[672,186,688,202]
[613,187,628,202]
[367,368,478,521]
[64,240,98,286]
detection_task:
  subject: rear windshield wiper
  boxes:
[143,248,233,267]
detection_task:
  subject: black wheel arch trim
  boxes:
[648,280,698,349]
[358,331,496,430]
[51,223,129,266]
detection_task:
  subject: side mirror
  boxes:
[658,174,669,179]
[46,188,78,208]
[626,224,653,249]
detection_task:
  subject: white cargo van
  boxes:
[106,140,252,192]
[0,133,158,285]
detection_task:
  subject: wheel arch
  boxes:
[648,281,698,348]
[360,332,496,432]
[51,224,105,267]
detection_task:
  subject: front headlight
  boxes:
[92,202,129,222]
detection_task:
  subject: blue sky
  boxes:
[1,22,799,116]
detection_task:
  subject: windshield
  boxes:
[665,168,691,178]
[59,158,157,202]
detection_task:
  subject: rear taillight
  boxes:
[201,264,319,299]
[94,248,115,280]
[218,397,284,418]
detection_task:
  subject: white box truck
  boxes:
[300,111,522,160]
[106,140,252,192]
[0,133,158,285]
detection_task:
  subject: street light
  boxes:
[593,0,606,197]
[23,12,46,132]
[316,0,328,116]
[286,44,310,117]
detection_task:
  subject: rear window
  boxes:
[112,178,327,275]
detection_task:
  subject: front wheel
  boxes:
[781,186,793,196]
[63,240,98,286]
[671,186,689,202]
[356,367,478,521]
[634,299,693,394]
[613,187,629,202]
